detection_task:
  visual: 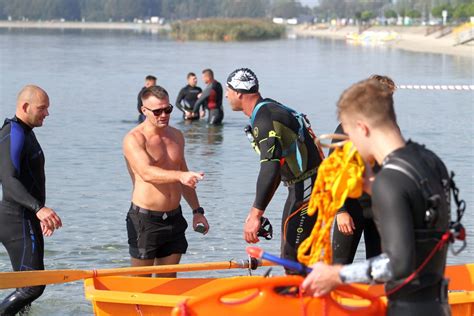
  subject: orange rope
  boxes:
[297,141,365,266]
[283,202,309,242]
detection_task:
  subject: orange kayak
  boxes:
[84,263,474,315]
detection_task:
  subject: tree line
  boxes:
[0,0,471,22]
[317,0,474,22]
[0,0,311,21]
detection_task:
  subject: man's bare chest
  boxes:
[145,137,182,166]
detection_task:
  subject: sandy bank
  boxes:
[291,25,473,58]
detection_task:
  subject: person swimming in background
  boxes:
[193,69,224,125]
[175,72,202,121]
[137,75,157,123]
[331,74,395,265]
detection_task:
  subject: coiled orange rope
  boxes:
[297,141,365,266]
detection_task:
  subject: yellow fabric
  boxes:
[297,141,365,266]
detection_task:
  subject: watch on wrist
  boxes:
[193,207,205,215]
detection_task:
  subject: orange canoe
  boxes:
[84,263,474,315]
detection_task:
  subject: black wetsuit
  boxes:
[137,86,146,123]
[331,124,381,264]
[175,85,202,121]
[193,80,223,125]
[374,141,451,315]
[0,117,46,315]
[249,98,323,270]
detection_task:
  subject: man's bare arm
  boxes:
[181,157,200,210]
[123,132,203,187]
[181,154,209,234]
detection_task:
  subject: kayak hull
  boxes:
[84,264,474,315]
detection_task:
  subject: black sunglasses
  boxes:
[144,105,173,116]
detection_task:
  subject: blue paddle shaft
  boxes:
[261,252,312,274]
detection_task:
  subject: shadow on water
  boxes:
[180,120,224,148]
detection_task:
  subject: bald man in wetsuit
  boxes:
[0,85,62,315]
[302,78,451,315]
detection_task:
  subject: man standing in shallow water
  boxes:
[123,85,209,277]
[225,68,323,273]
[0,85,62,315]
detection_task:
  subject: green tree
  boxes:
[453,3,474,21]
[407,9,421,19]
[0,0,5,19]
[384,9,397,19]
[432,4,453,19]
[360,10,374,21]
[272,0,309,18]
[317,0,390,19]
[220,0,268,18]
[79,0,106,21]
[103,0,148,21]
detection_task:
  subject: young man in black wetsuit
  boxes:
[137,75,157,123]
[193,69,224,125]
[225,68,324,271]
[302,78,451,315]
[0,85,63,315]
[175,72,202,121]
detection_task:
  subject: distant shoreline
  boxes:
[290,25,473,58]
[1,20,472,58]
[0,20,168,31]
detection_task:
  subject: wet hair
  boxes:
[141,85,169,102]
[337,78,397,127]
[145,75,157,81]
[187,72,196,79]
[202,68,214,78]
[369,74,396,94]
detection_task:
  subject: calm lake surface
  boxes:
[0,28,472,315]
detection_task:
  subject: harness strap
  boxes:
[382,157,466,295]
[250,100,307,171]
[385,231,451,297]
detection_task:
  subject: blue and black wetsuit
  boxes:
[193,80,224,125]
[249,98,323,271]
[175,84,202,121]
[331,124,381,264]
[0,117,46,315]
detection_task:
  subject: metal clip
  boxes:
[449,221,467,255]
[450,240,466,256]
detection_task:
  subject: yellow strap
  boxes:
[297,141,365,266]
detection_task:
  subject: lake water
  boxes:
[0,28,472,315]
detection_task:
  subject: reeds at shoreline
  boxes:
[171,18,285,41]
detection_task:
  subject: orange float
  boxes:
[84,263,474,316]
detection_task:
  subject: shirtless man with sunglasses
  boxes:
[123,85,209,277]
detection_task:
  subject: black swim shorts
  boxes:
[126,203,188,260]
